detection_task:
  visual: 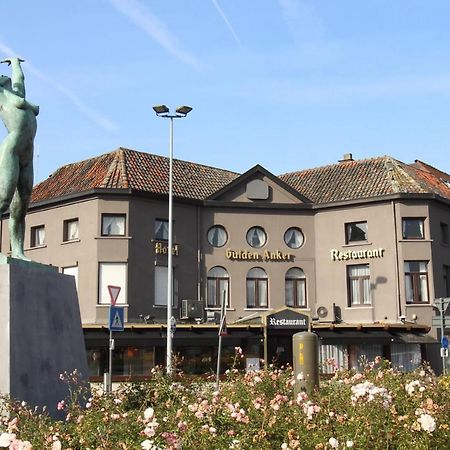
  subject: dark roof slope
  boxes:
[279,156,450,204]
[31,148,240,203]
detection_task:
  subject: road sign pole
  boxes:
[440,299,447,376]
[108,329,113,393]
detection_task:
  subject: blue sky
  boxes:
[1,0,450,182]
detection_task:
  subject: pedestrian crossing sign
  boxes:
[109,306,125,332]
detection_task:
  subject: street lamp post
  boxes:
[153,105,192,376]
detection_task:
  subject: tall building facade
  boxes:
[2,148,449,379]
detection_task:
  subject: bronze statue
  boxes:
[0,57,39,260]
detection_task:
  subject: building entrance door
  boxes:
[267,333,293,367]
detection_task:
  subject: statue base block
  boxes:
[0,260,89,418]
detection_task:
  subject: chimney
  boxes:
[339,153,354,163]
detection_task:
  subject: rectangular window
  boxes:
[246,279,268,308]
[319,344,348,374]
[440,222,449,245]
[62,266,78,290]
[402,218,424,239]
[444,265,450,297]
[207,278,229,308]
[101,214,126,236]
[98,262,127,304]
[347,264,371,305]
[30,225,45,247]
[63,218,79,241]
[154,266,177,306]
[345,221,368,243]
[404,261,429,303]
[154,219,169,241]
[391,343,421,372]
[285,279,306,307]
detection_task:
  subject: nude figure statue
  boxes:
[0,57,39,260]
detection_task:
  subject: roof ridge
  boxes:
[119,146,240,176]
[101,149,123,188]
[279,155,390,177]
[118,149,129,188]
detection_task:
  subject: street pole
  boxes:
[108,329,114,392]
[166,116,174,376]
[216,289,227,391]
[152,105,192,377]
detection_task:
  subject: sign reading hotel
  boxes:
[266,309,309,330]
[330,247,385,261]
[226,249,294,262]
[154,242,179,256]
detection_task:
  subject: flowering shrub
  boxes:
[1,359,450,449]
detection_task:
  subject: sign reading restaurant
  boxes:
[330,247,385,261]
[266,309,309,330]
[226,249,294,262]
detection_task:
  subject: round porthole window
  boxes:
[246,226,267,248]
[207,225,228,247]
[284,227,304,249]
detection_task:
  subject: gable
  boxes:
[209,165,310,205]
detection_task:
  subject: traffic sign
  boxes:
[108,285,121,305]
[109,306,125,332]
[442,336,449,349]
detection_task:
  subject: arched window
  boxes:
[207,266,229,308]
[285,267,306,307]
[246,267,268,308]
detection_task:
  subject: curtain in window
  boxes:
[285,268,306,307]
[246,267,268,308]
[207,267,229,307]
[320,345,348,374]
[103,216,125,235]
[36,227,45,245]
[391,343,421,372]
[348,265,370,305]
[348,344,382,371]
[67,220,79,240]
[155,220,169,240]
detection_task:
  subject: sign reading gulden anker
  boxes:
[267,309,309,330]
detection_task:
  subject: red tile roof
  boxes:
[31,150,450,205]
[31,148,240,203]
[279,156,450,204]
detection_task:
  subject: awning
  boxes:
[391,332,437,344]
[316,330,394,344]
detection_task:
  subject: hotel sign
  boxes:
[226,249,293,262]
[154,242,179,256]
[330,248,385,262]
[266,309,309,330]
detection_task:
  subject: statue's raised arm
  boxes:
[1,57,25,97]
[0,57,38,261]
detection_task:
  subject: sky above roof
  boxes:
[1,1,449,182]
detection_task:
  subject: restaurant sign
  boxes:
[226,249,294,262]
[266,309,309,330]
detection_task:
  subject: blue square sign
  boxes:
[109,306,125,332]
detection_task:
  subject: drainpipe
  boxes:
[392,200,402,318]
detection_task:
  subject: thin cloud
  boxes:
[109,0,204,70]
[211,0,243,50]
[238,74,450,105]
[0,41,117,132]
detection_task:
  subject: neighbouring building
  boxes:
[2,148,449,380]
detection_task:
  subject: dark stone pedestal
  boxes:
[0,259,89,418]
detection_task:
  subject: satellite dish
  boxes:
[317,306,328,319]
